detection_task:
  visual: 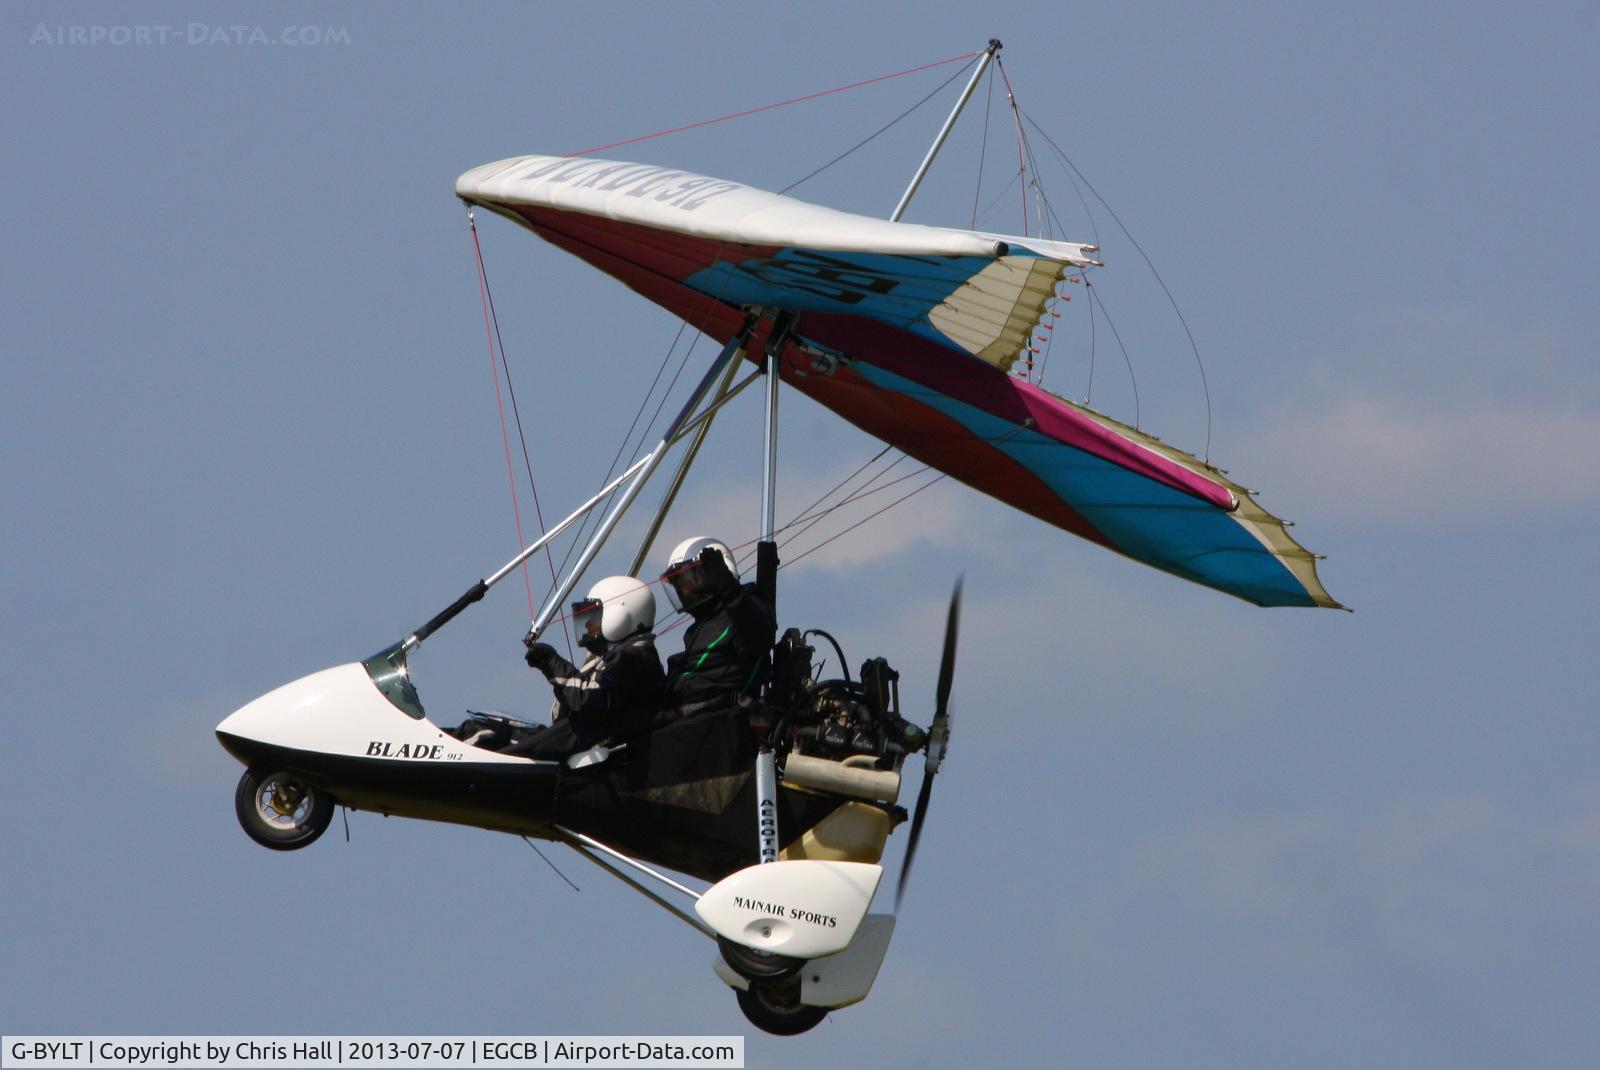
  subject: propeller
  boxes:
[895,577,961,911]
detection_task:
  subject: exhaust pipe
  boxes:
[783,753,900,804]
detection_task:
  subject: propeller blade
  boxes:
[934,580,961,718]
[895,766,935,910]
[896,578,962,911]
[927,578,961,772]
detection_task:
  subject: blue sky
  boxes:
[4,3,1598,1067]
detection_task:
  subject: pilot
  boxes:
[660,536,777,718]
[503,575,666,759]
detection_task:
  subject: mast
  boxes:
[515,39,1001,616]
[759,314,797,542]
[890,38,1001,223]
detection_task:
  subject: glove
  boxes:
[525,642,559,672]
[698,545,735,591]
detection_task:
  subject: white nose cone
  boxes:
[696,860,883,959]
[216,662,525,764]
[216,663,389,754]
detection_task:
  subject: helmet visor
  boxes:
[570,598,603,643]
[663,560,708,613]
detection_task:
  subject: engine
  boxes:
[767,628,927,773]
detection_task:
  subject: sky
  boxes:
[4,2,1599,1067]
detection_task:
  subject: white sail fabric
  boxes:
[455,155,1101,267]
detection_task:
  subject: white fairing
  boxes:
[216,663,526,764]
[711,914,896,1009]
[695,860,882,960]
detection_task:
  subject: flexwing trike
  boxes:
[217,35,1337,1040]
[218,535,961,1036]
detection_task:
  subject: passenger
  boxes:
[502,575,666,759]
[660,537,777,718]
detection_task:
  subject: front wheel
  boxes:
[235,767,334,851]
[718,936,804,981]
[735,978,828,1036]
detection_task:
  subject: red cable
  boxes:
[470,222,537,619]
[565,50,981,158]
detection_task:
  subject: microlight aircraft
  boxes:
[216,41,1339,1035]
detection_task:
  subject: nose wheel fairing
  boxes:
[714,914,898,1036]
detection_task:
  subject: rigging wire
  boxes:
[722,463,926,582]
[780,57,980,196]
[541,451,919,640]
[1013,122,1074,385]
[1027,162,1091,392]
[566,50,983,158]
[779,447,904,539]
[548,320,694,589]
[1023,112,1214,460]
[545,250,732,598]
[1035,129,1101,250]
[543,423,1026,641]
[780,471,948,572]
[510,57,1046,607]
[547,436,998,640]
[1013,91,1063,382]
[522,836,580,893]
[633,334,704,468]
[540,450,920,639]
[1020,122,1055,242]
[735,422,1031,580]
[468,213,539,623]
[1084,279,1140,428]
[972,171,1023,230]
[766,455,919,561]
[487,51,1187,625]
[969,66,996,229]
[470,219,564,604]
[770,429,1028,573]
[995,58,1030,237]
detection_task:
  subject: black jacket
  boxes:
[666,583,777,710]
[537,631,666,741]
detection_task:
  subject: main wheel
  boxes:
[234,767,334,851]
[718,936,804,981]
[735,977,828,1037]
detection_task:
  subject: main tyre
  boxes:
[718,936,804,981]
[235,767,334,851]
[735,978,828,1037]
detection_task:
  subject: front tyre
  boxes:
[235,767,334,851]
[718,936,804,981]
[735,977,828,1036]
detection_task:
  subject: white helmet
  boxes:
[571,575,657,645]
[662,536,739,613]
